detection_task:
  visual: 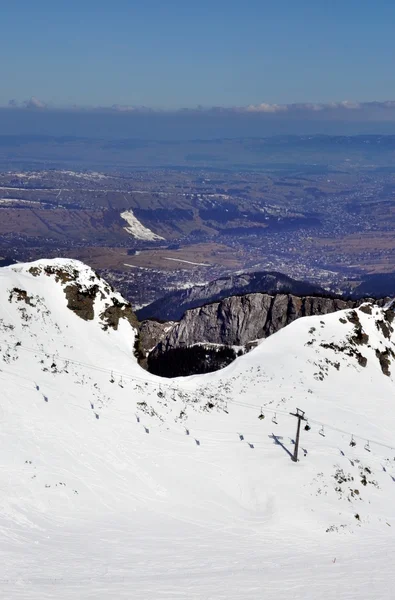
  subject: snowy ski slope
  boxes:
[0,259,395,599]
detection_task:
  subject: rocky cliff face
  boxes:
[137,319,175,368]
[151,293,358,355]
[136,271,325,322]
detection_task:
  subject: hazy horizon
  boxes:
[4,108,395,140]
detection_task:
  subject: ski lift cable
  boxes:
[0,370,283,444]
[15,343,169,387]
[9,344,302,419]
[11,344,309,414]
[0,359,387,453]
[7,345,313,417]
[1,368,395,455]
[306,416,393,448]
[0,354,388,453]
[0,366,331,441]
[0,369,169,432]
[4,345,395,452]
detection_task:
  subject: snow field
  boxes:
[0,259,394,598]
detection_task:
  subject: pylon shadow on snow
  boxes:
[269,433,293,460]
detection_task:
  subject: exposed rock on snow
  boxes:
[100,297,139,331]
[13,259,139,331]
[1,258,395,599]
[64,283,101,321]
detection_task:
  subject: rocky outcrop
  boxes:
[9,288,34,306]
[27,259,139,332]
[152,293,357,354]
[100,299,138,331]
[138,319,175,356]
[64,284,101,321]
[136,271,325,322]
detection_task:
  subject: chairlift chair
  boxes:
[350,435,356,447]
[258,407,265,420]
[304,420,311,431]
[272,412,278,425]
[319,425,325,437]
[110,371,115,383]
[365,440,371,452]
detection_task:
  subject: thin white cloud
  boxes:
[245,103,288,113]
[22,97,47,109]
[4,98,395,117]
[243,100,363,113]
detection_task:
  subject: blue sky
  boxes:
[2,0,395,109]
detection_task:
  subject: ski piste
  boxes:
[0,258,394,599]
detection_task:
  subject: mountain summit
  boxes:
[1,259,395,599]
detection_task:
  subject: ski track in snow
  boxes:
[0,258,394,598]
[163,257,211,266]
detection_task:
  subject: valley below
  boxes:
[1,135,395,310]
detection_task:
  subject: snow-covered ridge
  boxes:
[1,259,395,598]
[4,257,138,335]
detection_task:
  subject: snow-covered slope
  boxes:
[1,259,395,599]
[121,209,165,240]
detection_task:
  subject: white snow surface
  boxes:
[163,257,211,266]
[1,259,395,599]
[121,210,165,241]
